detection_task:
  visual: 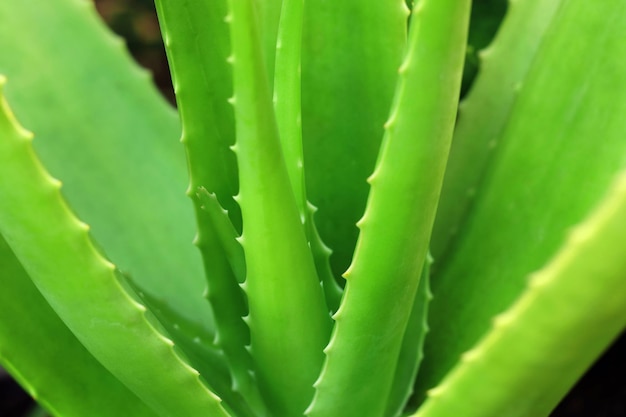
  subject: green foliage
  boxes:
[0,1,625,416]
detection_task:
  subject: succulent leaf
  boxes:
[414,169,626,417]
[195,189,268,415]
[152,2,266,411]
[153,0,241,230]
[307,1,470,416]
[0,234,157,417]
[274,0,307,220]
[432,0,563,260]
[0,79,231,417]
[384,257,432,417]
[226,0,332,414]
[273,0,343,313]
[418,0,626,403]
[253,0,283,88]
[135,287,258,417]
[301,0,409,276]
[0,0,211,327]
[0,0,623,415]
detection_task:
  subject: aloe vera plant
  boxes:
[1,0,625,416]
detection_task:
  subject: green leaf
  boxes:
[301,0,408,276]
[306,202,344,314]
[459,0,507,96]
[153,2,266,412]
[274,0,307,220]
[226,0,331,414]
[134,287,259,417]
[254,0,283,88]
[273,0,343,313]
[0,0,210,327]
[195,190,268,416]
[414,169,626,417]
[384,258,432,417]
[0,235,157,417]
[418,0,626,403]
[153,0,240,229]
[432,0,563,260]
[307,1,470,416]
[0,79,230,417]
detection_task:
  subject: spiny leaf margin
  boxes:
[414,169,626,417]
[307,0,470,415]
[226,0,331,414]
[0,76,231,417]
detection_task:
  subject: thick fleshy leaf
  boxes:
[417,0,626,403]
[459,0,507,96]
[414,170,626,417]
[0,235,157,417]
[307,1,470,416]
[152,2,265,411]
[227,0,331,414]
[153,0,239,227]
[254,0,283,86]
[384,259,432,417]
[273,0,343,312]
[301,0,408,276]
[432,0,563,260]
[0,79,230,417]
[0,0,210,327]
[134,287,258,417]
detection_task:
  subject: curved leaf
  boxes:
[301,0,408,276]
[418,0,626,402]
[0,235,158,417]
[415,169,626,417]
[153,2,265,411]
[274,0,343,312]
[307,1,470,415]
[432,0,563,260]
[0,0,210,327]
[0,80,230,417]
[227,0,331,414]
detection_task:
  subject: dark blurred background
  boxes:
[94,0,176,104]
[1,1,624,416]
